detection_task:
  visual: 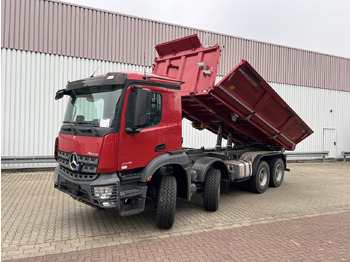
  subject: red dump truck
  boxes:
[54,35,313,229]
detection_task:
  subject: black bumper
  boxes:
[54,166,147,216]
[54,166,120,209]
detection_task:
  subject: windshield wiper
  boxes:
[63,120,76,124]
[75,121,99,127]
[62,121,77,134]
[75,121,100,136]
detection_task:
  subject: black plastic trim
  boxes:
[66,73,127,90]
[155,144,166,152]
[126,79,181,90]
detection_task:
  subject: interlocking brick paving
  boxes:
[1,162,350,260]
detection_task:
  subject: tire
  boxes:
[249,161,270,194]
[269,158,285,187]
[203,169,221,211]
[156,176,177,229]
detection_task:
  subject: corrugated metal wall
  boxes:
[271,83,350,157]
[2,49,349,165]
[1,48,151,161]
[2,0,350,91]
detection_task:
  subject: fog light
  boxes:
[102,201,117,207]
[93,186,114,199]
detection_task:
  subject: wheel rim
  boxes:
[259,168,268,186]
[275,164,283,181]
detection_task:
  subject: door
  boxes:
[323,128,336,159]
[117,86,168,171]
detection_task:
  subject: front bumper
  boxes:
[54,166,147,215]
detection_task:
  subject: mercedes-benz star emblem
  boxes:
[69,152,79,171]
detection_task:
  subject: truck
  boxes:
[54,35,313,229]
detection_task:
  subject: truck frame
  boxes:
[54,35,313,229]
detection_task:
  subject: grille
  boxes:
[58,150,99,181]
[58,166,98,181]
[58,150,99,173]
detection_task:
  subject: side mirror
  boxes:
[133,88,151,128]
[125,87,151,133]
[55,89,66,100]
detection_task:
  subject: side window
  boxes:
[149,93,162,127]
[125,91,162,129]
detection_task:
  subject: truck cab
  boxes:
[54,72,192,227]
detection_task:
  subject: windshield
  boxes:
[63,86,122,128]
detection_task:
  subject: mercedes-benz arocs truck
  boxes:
[54,35,313,229]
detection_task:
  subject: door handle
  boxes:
[155,144,166,152]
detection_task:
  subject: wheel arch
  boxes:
[191,157,229,183]
[141,152,191,181]
[141,152,192,200]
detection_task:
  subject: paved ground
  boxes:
[1,161,350,261]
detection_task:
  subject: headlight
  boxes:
[93,186,114,199]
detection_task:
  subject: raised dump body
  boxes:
[153,35,313,151]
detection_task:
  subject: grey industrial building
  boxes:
[1,0,350,168]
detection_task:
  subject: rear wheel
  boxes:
[156,176,177,229]
[203,169,221,211]
[249,161,270,194]
[269,158,285,187]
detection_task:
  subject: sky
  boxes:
[63,0,350,58]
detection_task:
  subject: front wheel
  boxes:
[269,158,285,187]
[203,169,221,211]
[156,176,177,229]
[249,161,270,194]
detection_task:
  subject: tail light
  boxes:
[54,137,59,161]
